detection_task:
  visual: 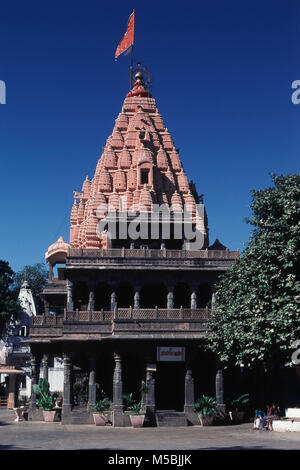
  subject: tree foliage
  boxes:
[208,174,300,369]
[12,262,48,313]
[13,262,48,297]
[0,260,19,334]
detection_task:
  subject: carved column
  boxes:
[48,263,54,281]
[184,368,194,415]
[7,374,17,409]
[145,365,156,417]
[41,354,49,381]
[88,289,95,312]
[191,290,197,309]
[62,353,72,418]
[44,300,50,316]
[28,352,40,419]
[134,290,140,309]
[167,290,174,309]
[216,367,225,413]
[112,353,123,426]
[211,292,216,312]
[88,354,96,412]
[67,280,73,311]
[111,291,116,311]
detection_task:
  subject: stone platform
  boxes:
[272,408,300,432]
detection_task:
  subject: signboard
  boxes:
[157,347,185,362]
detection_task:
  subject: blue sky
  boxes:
[0,0,299,273]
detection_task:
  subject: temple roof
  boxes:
[208,238,228,250]
[67,73,208,249]
[45,236,69,264]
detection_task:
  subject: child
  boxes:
[261,414,268,431]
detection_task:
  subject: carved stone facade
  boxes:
[28,73,239,425]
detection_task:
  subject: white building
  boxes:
[0,281,63,407]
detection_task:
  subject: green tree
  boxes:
[13,262,48,313]
[0,260,19,334]
[208,174,300,370]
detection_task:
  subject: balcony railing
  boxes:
[68,248,239,260]
[32,308,210,325]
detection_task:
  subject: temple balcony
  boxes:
[66,248,239,270]
[29,307,210,340]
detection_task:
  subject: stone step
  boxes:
[155,411,187,427]
[62,409,90,424]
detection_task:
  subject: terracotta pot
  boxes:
[93,413,108,426]
[129,414,145,428]
[43,410,56,422]
[199,415,214,426]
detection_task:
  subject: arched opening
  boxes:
[94,282,111,311]
[116,282,134,307]
[197,283,212,308]
[173,283,191,308]
[140,282,167,308]
[73,281,89,311]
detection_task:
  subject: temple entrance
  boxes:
[155,362,185,411]
[71,355,89,410]
[72,369,89,409]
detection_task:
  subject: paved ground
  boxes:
[1,409,300,451]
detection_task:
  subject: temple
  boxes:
[28,71,239,426]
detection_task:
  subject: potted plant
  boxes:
[123,393,145,428]
[229,393,250,422]
[128,401,145,428]
[122,392,136,411]
[92,397,111,426]
[193,395,218,426]
[33,378,56,422]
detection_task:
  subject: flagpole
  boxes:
[130,45,134,90]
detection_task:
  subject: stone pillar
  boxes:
[191,291,197,309]
[216,367,226,413]
[88,354,96,412]
[167,290,174,309]
[67,280,73,311]
[29,354,38,408]
[62,353,72,418]
[88,289,95,312]
[41,354,49,381]
[112,353,123,426]
[28,353,41,420]
[184,368,194,415]
[48,263,54,281]
[145,365,156,418]
[111,291,116,311]
[211,292,216,311]
[44,300,50,316]
[7,374,17,409]
[134,290,140,309]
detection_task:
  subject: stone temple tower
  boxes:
[28,71,239,426]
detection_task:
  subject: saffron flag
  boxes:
[115,10,135,60]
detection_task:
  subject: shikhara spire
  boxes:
[69,72,209,249]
